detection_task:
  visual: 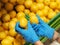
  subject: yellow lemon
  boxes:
[37,3,44,10]
[20,17,28,28]
[56,0,60,4]
[2,22,9,30]
[55,9,60,13]
[24,0,33,8]
[15,5,25,12]
[9,21,16,29]
[36,0,44,3]
[42,9,48,16]
[24,9,30,14]
[4,31,9,35]
[1,8,7,15]
[46,18,50,23]
[0,2,3,10]
[1,38,12,45]
[11,18,18,23]
[5,3,13,11]
[13,39,22,45]
[9,10,16,19]
[44,0,50,5]
[36,10,44,17]
[40,16,47,22]
[17,12,25,20]
[50,0,55,2]
[0,11,2,18]
[5,36,14,42]
[48,12,56,19]
[9,0,16,4]
[29,12,35,17]
[30,4,38,13]
[0,21,2,26]
[1,0,8,3]
[9,29,17,36]
[49,8,54,12]
[44,6,50,10]
[2,14,10,22]
[0,32,7,40]
[0,26,4,32]
[30,15,38,24]
[17,0,25,5]
[57,3,60,10]
[50,2,57,9]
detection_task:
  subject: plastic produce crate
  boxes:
[24,13,60,45]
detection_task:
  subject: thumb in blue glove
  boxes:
[15,21,39,43]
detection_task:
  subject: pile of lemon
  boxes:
[0,0,60,45]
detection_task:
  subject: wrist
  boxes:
[53,31,59,40]
[34,41,43,45]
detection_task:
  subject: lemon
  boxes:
[2,22,9,30]
[24,9,30,14]
[44,6,50,10]
[0,2,3,10]
[42,9,48,16]
[1,8,7,15]
[5,3,14,11]
[0,12,2,18]
[56,0,60,4]
[13,39,22,45]
[5,36,14,42]
[17,0,25,5]
[15,34,25,45]
[9,21,16,29]
[30,15,38,24]
[9,29,17,36]
[9,10,16,19]
[36,10,44,17]
[44,0,50,5]
[48,12,56,19]
[0,26,4,32]
[30,4,38,13]
[0,22,1,26]
[17,12,25,20]
[55,9,60,13]
[40,16,47,22]
[11,18,18,23]
[2,14,10,22]
[57,3,60,10]
[4,31,9,35]
[29,12,36,17]
[9,0,16,4]
[20,17,28,28]
[50,2,57,9]
[15,5,25,12]
[0,32,7,40]
[1,38,12,45]
[36,0,44,3]
[50,0,55,2]
[1,0,8,3]
[46,18,50,23]
[24,0,33,8]
[37,3,44,10]
[49,8,54,12]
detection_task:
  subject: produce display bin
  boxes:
[25,13,60,45]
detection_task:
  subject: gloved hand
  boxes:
[15,21,39,43]
[31,15,55,39]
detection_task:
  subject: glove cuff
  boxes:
[32,35,39,44]
[47,28,55,39]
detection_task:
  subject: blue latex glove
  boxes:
[15,21,39,43]
[31,15,55,39]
